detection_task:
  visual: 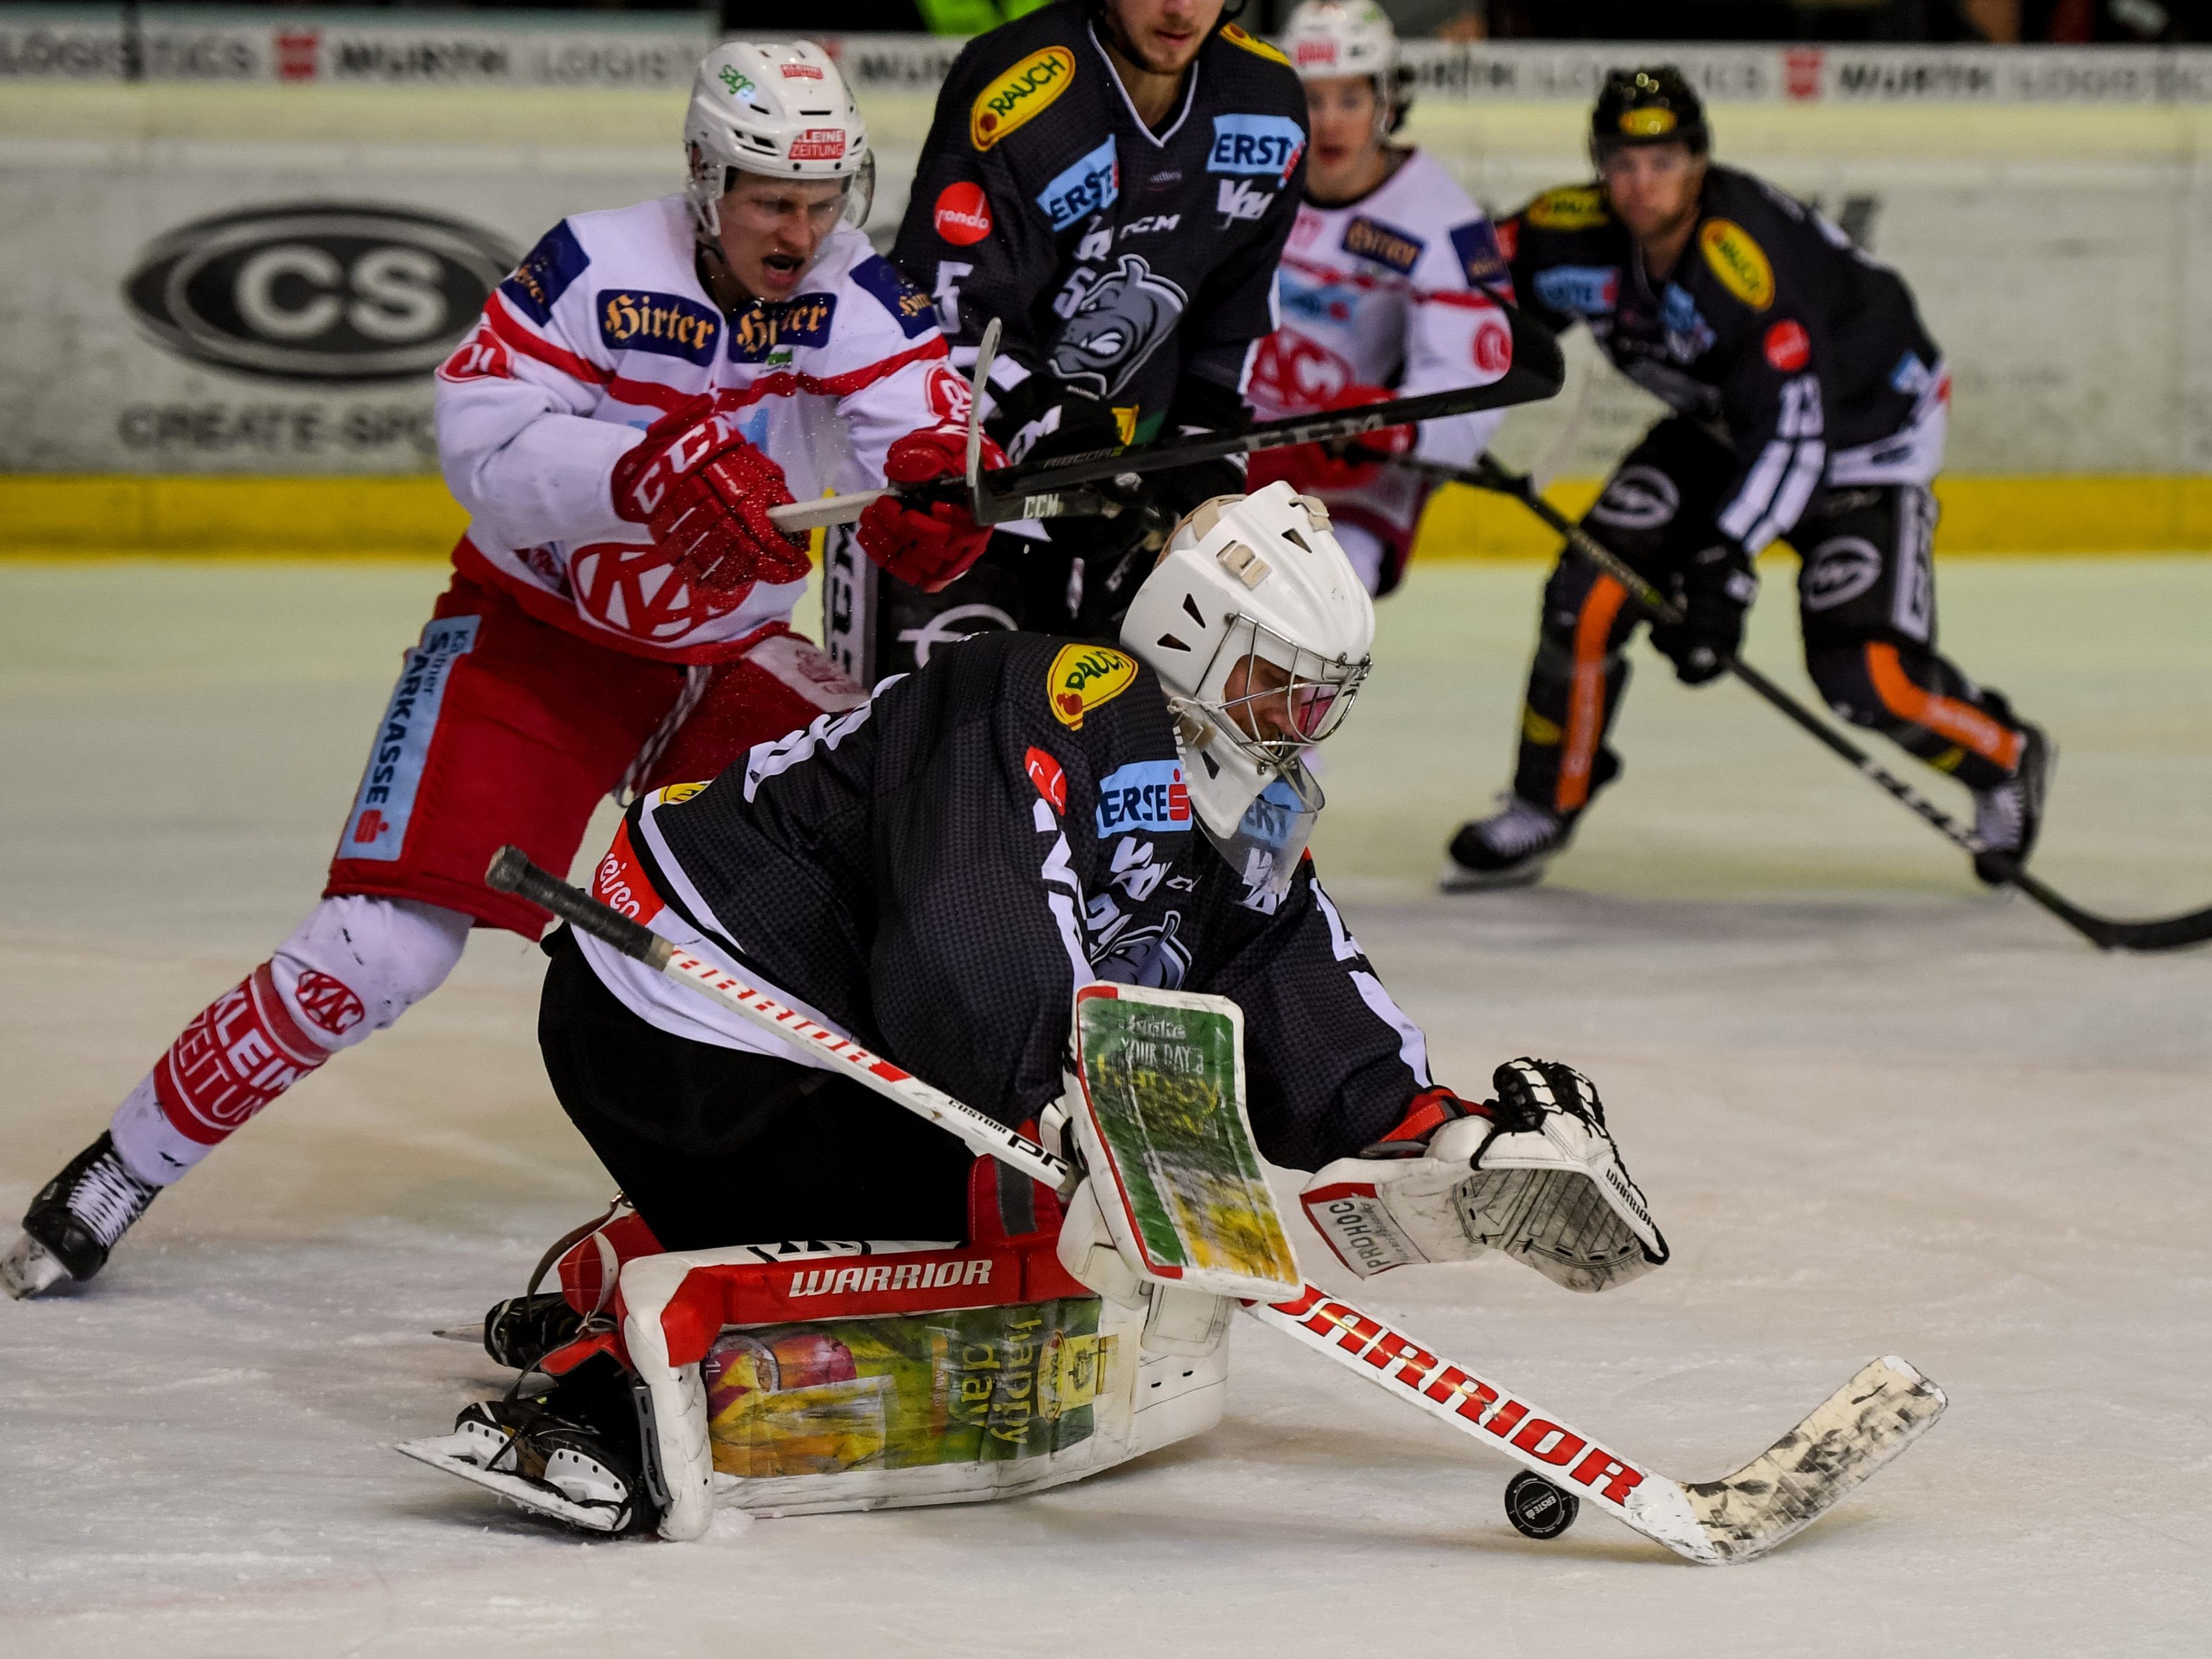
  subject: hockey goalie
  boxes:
[402,484,1668,1538]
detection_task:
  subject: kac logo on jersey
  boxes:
[1208,114,1306,182]
[1095,760,1192,836]
[1341,215,1423,274]
[598,289,720,364]
[1036,138,1119,232]
[1533,265,1620,316]
[728,293,837,361]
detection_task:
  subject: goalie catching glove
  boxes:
[610,395,812,594]
[1299,1059,1667,1293]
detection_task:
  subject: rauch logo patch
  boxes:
[970,46,1076,151]
[125,201,517,384]
[1047,644,1138,730]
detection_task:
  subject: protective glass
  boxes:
[1200,616,1369,768]
[1201,762,1325,902]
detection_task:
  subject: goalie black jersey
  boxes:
[578,633,1432,1171]
[891,2,1307,442]
[1501,164,1945,550]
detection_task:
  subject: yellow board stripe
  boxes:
[4,474,2212,559]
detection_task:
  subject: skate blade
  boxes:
[431,1322,486,1343]
[395,1435,627,1533]
[1,1233,72,1301]
[1438,856,1551,894]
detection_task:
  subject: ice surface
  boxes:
[3,559,2207,1657]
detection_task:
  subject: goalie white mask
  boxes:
[1120,482,1376,898]
[685,40,874,242]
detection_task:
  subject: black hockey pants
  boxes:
[1510,416,2033,817]
[537,926,974,1252]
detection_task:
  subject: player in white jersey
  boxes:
[1244,1,1513,597]
[3,40,999,1300]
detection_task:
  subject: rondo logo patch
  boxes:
[124,202,516,384]
[970,46,1075,151]
[933,182,993,245]
[1764,318,1810,372]
[1047,644,1138,730]
[1699,218,1774,310]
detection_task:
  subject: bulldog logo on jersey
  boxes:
[1046,255,1187,399]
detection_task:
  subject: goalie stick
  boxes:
[485,846,1947,1564]
[766,304,1568,534]
[1404,453,2212,953]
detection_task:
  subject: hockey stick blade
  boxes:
[1248,1286,1945,1564]
[1402,456,2212,953]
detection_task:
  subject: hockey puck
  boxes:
[1503,1470,1580,1540]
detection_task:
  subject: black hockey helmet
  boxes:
[1591,66,1710,159]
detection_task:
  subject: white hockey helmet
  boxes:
[1280,2,1402,139]
[1120,482,1376,898]
[685,40,874,241]
[1282,1,1397,83]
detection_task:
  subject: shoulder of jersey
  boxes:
[802,230,943,357]
[959,6,1094,156]
[1686,167,1817,316]
[1207,22,1304,95]
[1515,183,1612,235]
[498,197,689,332]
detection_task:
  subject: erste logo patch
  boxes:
[1095,759,1191,836]
[1047,644,1138,730]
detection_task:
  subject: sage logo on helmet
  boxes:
[1590,66,1710,157]
[123,202,516,384]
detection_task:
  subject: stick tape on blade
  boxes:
[1069,983,1301,1301]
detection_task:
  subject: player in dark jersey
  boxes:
[1444,67,2050,894]
[828,0,1309,682]
[411,484,1663,1536]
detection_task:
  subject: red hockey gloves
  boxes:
[1298,1058,1667,1293]
[1253,383,1417,494]
[854,427,1007,593]
[609,396,812,594]
[1650,539,1758,686]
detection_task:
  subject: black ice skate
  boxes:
[396,1363,660,1536]
[482,1290,586,1370]
[2,1132,161,1299]
[1442,796,1573,892]
[1971,723,2054,888]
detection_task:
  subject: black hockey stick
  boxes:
[1406,453,2212,953]
[767,306,1567,534]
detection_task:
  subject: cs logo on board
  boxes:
[123,202,516,383]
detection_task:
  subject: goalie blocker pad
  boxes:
[1061,983,1302,1304]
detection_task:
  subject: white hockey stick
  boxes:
[485,847,1946,1563]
